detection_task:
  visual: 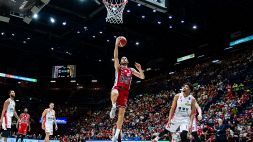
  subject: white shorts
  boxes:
[45,123,53,135]
[165,116,189,132]
[2,115,12,130]
[192,118,198,132]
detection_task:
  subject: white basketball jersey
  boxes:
[6,98,15,117]
[174,93,193,117]
[45,109,55,124]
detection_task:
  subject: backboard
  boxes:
[131,0,167,13]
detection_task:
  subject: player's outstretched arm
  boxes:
[0,100,10,124]
[131,63,145,79]
[114,37,121,70]
[14,108,20,121]
[195,102,202,120]
[41,109,47,119]
[189,98,197,133]
[168,94,179,122]
[41,109,47,130]
[54,111,58,130]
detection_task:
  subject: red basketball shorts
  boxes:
[113,86,129,108]
[18,123,28,135]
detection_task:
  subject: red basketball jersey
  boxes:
[20,113,30,124]
[114,66,132,90]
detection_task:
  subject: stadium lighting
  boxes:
[169,72,175,75]
[212,59,221,63]
[193,25,197,30]
[92,80,98,83]
[50,17,55,23]
[33,14,38,19]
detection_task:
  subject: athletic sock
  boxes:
[114,128,120,139]
[112,103,116,109]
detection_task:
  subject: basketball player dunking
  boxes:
[152,83,196,142]
[0,90,20,142]
[41,103,58,142]
[16,108,31,142]
[110,37,145,142]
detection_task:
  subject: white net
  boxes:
[103,0,128,24]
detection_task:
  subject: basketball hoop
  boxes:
[103,0,128,24]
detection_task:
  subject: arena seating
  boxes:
[61,49,253,141]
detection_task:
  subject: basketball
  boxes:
[118,36,127,47]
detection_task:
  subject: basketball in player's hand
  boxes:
[118,36,127,47]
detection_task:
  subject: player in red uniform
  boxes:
[16,108,30,142]
[110,37,145,142]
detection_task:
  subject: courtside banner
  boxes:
[39,117,67,124]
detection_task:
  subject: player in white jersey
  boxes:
[41,102,58,142]
[0,90,20,142]
[152,83,196,142]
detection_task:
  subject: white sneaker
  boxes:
[110,107,116,118]
[112,136,117,142]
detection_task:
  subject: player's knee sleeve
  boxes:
[180,130,188,141]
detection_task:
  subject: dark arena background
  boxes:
[0,0,253,142]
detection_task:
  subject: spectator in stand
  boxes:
[215,118,228,142]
